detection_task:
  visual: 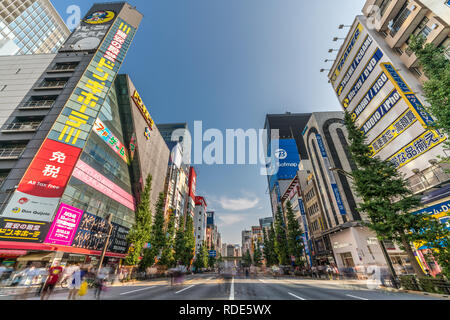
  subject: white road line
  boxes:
[346,294,369,300]
[175,285,196,294]
[288,292,306,300]
[229,277,235,300]
[259,279,266,283]
[119,286,155,295]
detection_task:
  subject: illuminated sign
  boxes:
[388,130,447,169]
[316,134,347,215]
[336,35,373,96]
[331,23,364,84]
[132,90,154,130]
[84,10,116,25]
[369,109,417,157]
[144,127,151,140]
[344,48,385,109]
[44,203,83,246]
[359,89,402,135]
[0,218,50,243]
[93,118,129,164]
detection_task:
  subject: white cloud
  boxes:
[217,214,245,226]
[218,196,259,211]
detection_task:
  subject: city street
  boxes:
[0,274,444,300]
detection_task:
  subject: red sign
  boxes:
[188,167,197,200]
[17,139,81,198]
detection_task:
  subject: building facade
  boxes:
[0,0,70,55]
[194,196,207,254]
[328,1,450,276]
[0,3,151,269]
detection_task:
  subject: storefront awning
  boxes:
[17,252,54,262]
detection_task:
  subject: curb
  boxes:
[378,286,450,299]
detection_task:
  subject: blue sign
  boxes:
[316,134,347,215]
[209,250,217,257]
[275,139,300,180]
[299,198,313,266]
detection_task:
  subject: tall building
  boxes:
[241,230,251,255]
[328,1,450,276]
[194,196,207,253]
[259,217,273,234]
[264,113,310,218]
[0,0,70,55]
[0,2,154,269]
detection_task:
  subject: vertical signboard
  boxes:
[1,9,139,227]
[298,198,313,266]
[315,134,347,215]
[44,203,83,246]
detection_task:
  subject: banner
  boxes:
[93,118,130,164]
[0,218,50,243]
[298,198,313,266]
[388,130,447,169]
[44,203,83,246]
[336,35,373,96]
[350,71,388,117]
[315,134,347,215]
[369,109,417,157]
[359,89,402,135]
[331,23,364,84]
[342,48,384,108]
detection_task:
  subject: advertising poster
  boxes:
[44,203,84,246]
[0,218,50,243]
[93,118,130,164]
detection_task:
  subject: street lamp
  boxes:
[328,49,339,53]
[324,59,335,63]
[320,68,330,73]
[333,37,345,41]
[338,24,352,29]
[329,167,400,289]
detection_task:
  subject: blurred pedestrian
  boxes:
[67,264,83,300]
[40,261,64,300]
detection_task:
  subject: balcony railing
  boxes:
[389,6,411,37]
[19,100,55,110]
[0,147,26,159]
[48,64,78,73]
[34,80,67,90]
[408,165,450,194]
[2,122,41,133]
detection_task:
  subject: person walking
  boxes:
[40,261,64,300]
[67,264,84,300]
[326,264,333,280]
[94,267,109,299]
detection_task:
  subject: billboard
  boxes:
[44,203,83,246]
[0,218,50,243]
[1,12,139,226]
[269,139,300,183]
[93,118,130,164]
[188,167,197,200]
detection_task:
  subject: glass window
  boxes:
[10,22,17,29]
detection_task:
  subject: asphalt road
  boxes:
[0,273,444,300]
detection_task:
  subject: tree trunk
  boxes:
[401,235,425,277]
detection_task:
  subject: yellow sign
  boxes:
[368,109,417,157]
[388,130,446,169]
[132,90,154,130]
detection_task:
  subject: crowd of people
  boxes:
[0,261,128,300]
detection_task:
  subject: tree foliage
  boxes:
[158,209,176,268]
[274,206,290,266]
[263,226,277,267]
[253,241,263,267]
[285,200,304,267]
[242,249,252,268]
[124,175,152,266]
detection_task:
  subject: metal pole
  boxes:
[379,240,399,289]
[98,214,113,275]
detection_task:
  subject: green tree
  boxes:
[253,241,263,267]
[408,35,450,138]
[193,241,208,271]
[158,209,176,268]
[242,249,252,268]
[207,245,216,269]
[274,206,290,266]
[141,192,166,268]
[124,175,153,267]
[285,201,305,267]
[263,227,277,267]
[174,216,187,266]
[184,214,196,268]
[344,111,444,276]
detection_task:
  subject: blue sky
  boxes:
[53,0,366,245]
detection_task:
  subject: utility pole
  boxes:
[98,214,113,275]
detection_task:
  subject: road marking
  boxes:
[229,277,235,300]
[175,285,196,294]
[120,286,155,295]
[288,292,306,300]
[346,294,368,300]
[259,279,266,283]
